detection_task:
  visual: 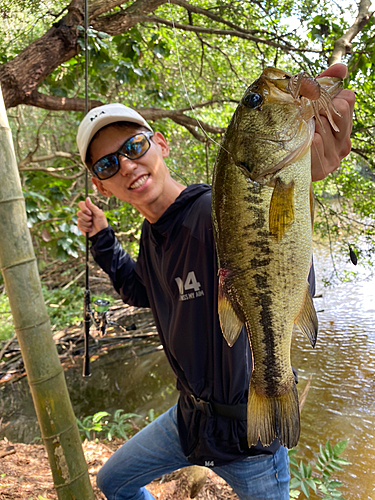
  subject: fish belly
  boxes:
[212,152,313,449]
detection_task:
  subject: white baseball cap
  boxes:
[76,103,153,165]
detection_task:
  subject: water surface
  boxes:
[1,246,374,499]
[291,247,375,499]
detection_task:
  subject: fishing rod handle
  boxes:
[82,289,92,377]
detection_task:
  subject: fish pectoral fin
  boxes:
[218,294,243,347]
[269,178,295,241]
[295,284,318,348]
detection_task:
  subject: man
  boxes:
[77,63,354,500]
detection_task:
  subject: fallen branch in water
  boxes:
[299,375,313,413]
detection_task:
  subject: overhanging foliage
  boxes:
[0,0,374,281]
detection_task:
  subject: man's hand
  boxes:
[77,197,108,237]
[311,63,355,182]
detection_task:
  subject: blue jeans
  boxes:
[97,404,290,500]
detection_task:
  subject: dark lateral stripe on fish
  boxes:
[253,273,269,289]
[256,283,290,397]
[250,257,271,267]
[245,224,283,396]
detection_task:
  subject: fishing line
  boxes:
[166,0,232,158]
[168,165,189,186]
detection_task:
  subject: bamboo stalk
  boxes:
[0,85,94,499]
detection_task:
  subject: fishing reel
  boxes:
[83,294,118,377]
[88,297,119,336]
[91,298,111,336]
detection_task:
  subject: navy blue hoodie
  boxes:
[90,183,281,466]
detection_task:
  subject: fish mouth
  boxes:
[129,174,150,189]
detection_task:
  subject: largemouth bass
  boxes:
[212,67,342,449]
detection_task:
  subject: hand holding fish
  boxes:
[311,63,355,181]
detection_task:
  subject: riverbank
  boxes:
[0,438,238,500]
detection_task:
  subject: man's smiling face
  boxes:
[89,123,172,220]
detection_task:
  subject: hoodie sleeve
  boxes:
[89,225,150,308]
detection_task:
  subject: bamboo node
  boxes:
[0,196,25,204]
[1,256,36,271]
[29,367,64,386]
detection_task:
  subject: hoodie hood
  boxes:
[149,184,211,238]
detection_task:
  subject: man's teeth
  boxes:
[131,175,149,189]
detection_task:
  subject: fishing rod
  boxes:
[82,0,91,377]
[81,2,117,377]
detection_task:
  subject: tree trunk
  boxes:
[0,85,94,499]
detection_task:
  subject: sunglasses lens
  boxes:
[91,134,152,180]
[121,134,150,159]
[93,155,120,180]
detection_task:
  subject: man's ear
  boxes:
[152,132,169,158]
[92,177,112,197]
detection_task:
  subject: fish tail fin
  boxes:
[247,377,300,449]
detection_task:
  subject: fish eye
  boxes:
[243,92,263,109]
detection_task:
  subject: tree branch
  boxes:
[0,1,85,109]
[22,90,103,111]
[169,0,284,39]
[139,107,225,135]
[329,0,374,66]
[94,12,318,54]
[18,152,78,169]
[89,0,125,19]
[19,167,85,180]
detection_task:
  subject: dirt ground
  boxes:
[0,438,239,500]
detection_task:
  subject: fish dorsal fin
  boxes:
[295,283,318,347]
[218,276,243,347]
[269,177,295,241]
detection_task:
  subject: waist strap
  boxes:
[190,394,247,421]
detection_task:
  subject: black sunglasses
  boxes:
[91,131,154,180]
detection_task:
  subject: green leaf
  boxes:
[319,445,329,462]
[306,463,312,478]
[328,481,343,488]
[290,466,302,480]
[326,463,340,473]
[305,478,317,492]
[333,457,351,466]
[330,460,344,471]
[317,456,326,468]
[333,440,348,456]
[289,478,302,489]
[289,456,299,467]
[92,411,110,423]
[318,483,329,494]
[330,491,344,498]
[300,480,310,497]
[289,490,301,499]
[322,469,332,481]
[325,440,333,458]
